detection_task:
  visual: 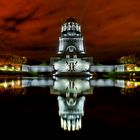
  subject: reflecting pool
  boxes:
[0,76,140,137]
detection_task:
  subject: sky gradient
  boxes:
[0,0,140,62]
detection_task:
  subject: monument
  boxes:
[50,17,93,76]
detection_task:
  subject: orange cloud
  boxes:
[0,0,140,62]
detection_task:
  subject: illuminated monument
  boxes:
[50,77,93,131]
[50,17,93,76]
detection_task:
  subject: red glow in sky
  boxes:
[0,0,140,62]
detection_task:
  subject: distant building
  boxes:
[51,77,93,131]
[0,55,27,71]
[22,65,54,72]
[115,64,137,72]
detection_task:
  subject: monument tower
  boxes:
[50,17,93,76]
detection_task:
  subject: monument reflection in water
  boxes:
[50,77,93,131]
[0,77,140,131]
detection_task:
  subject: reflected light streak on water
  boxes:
[0,76,140,135]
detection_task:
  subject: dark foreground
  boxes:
[0,86,140,138]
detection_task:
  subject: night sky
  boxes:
[0,0,140,63]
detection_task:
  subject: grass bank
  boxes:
[107,71,140,80]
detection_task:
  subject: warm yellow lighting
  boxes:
[127,81,130,86]
[61,118,64,128]
[4,65,7,70]
[4,81,8,88]
[12,67,14,70]
[133,79,136,81]
[133,73,136,76]
[72,124,75,131]
[135,83,138,87]
[68,120,71,131]
[127,67,129,70]
[63,120,67,130]
[17,80,20,86]
[11,80,14,87]
[76,119,79,130]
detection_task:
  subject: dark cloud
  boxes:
[39,28,48,33]
[0,0,140,62]
[14,46,46,51]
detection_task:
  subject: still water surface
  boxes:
[0,76,140,137]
